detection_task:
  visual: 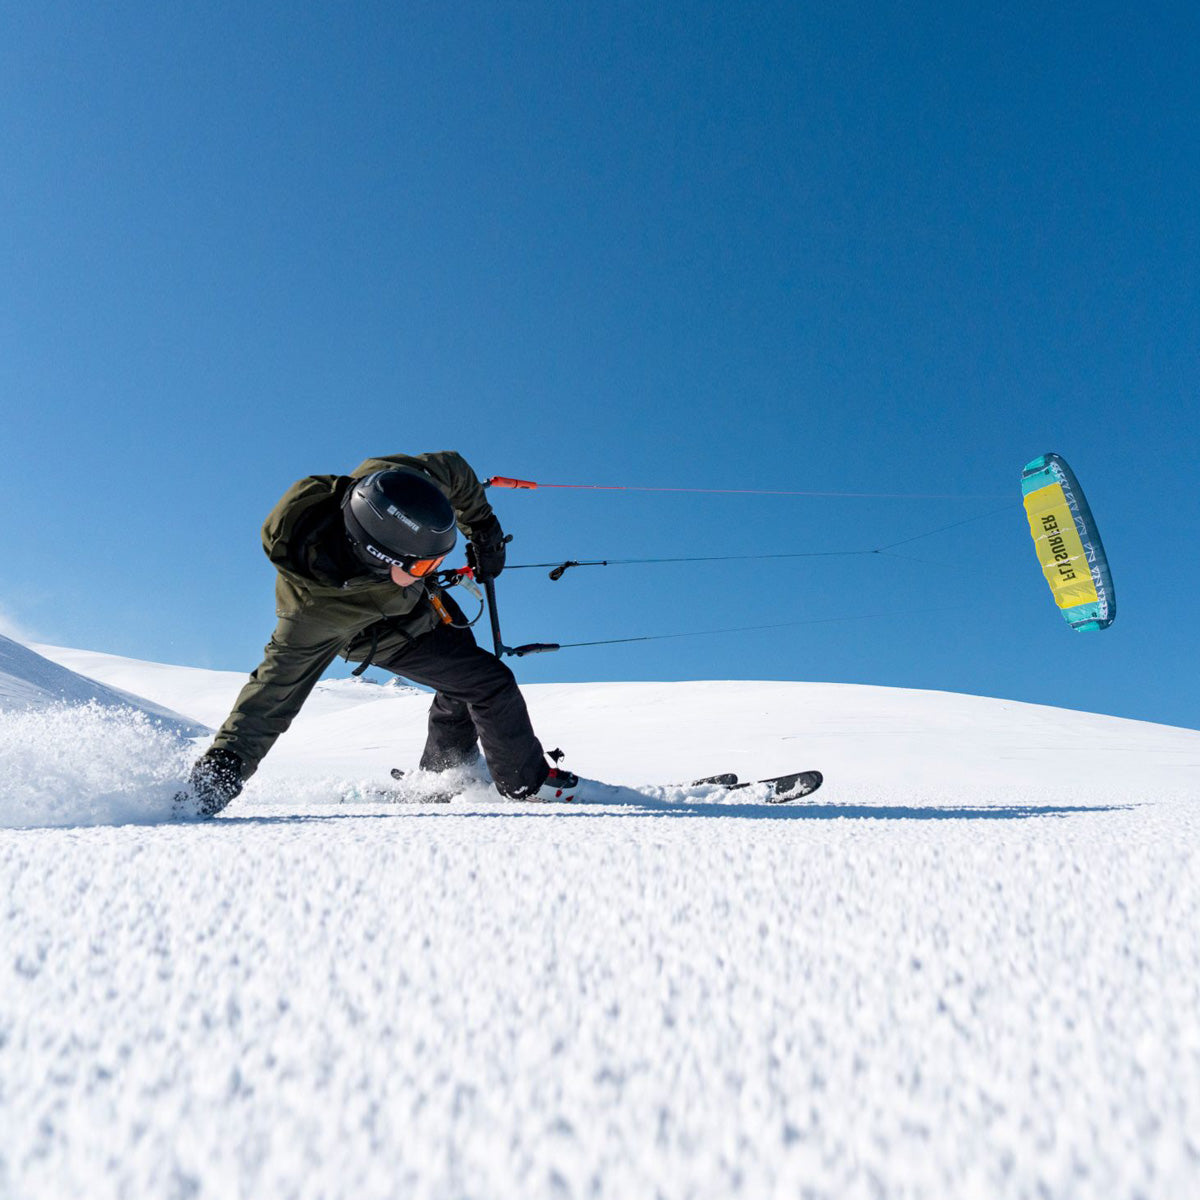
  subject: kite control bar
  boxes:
[483,577,560,658]
[454,536,559,658]
[428,536,560,659]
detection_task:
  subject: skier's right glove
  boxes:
[187,747,245,817]
[466,514,508,584]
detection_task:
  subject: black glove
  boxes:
[467,514,508,583]
[188,747,245,817]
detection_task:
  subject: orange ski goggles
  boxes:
[401,554,447,578]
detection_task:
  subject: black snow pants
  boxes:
[373,621,548,797]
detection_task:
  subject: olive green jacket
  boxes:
[211,451,494,776]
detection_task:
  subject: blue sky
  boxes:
[3,2,1197,730]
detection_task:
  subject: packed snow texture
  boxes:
[3,644,1200,1199]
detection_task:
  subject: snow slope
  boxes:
[3,645,1200,1199]
[0,634,206,734]
[31,641,416,733]
[27,642,1200,799]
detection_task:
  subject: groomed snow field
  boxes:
[3,645,1199,1199]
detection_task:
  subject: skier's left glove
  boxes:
[186,747,245,817]
[467,514,507,583]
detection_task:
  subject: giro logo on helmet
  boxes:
[362,544,408,568]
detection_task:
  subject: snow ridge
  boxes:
[0,634,206,735]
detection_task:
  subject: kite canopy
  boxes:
[1021,453,1115,631]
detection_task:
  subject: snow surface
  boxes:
[3,643,1200,1198]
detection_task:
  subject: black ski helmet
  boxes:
[341,468,457,574]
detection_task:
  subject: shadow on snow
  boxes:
[216,795,1134,824]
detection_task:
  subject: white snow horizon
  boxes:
[2,637,1198,1198]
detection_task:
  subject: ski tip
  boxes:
[766,770,823,803]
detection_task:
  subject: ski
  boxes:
[342,787,452,805]
[373,767,822,806]
[384,766,579,804]
[688,770,823,801]
[752,770,823,802]
[338,768,453,804]
[721,770,823,802]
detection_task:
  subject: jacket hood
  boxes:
[262,475,368,589]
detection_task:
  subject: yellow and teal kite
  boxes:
[1021,453,1115,631]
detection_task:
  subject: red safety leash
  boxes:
[486,476,1007,500]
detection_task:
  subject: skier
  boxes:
[182,451,579,815]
